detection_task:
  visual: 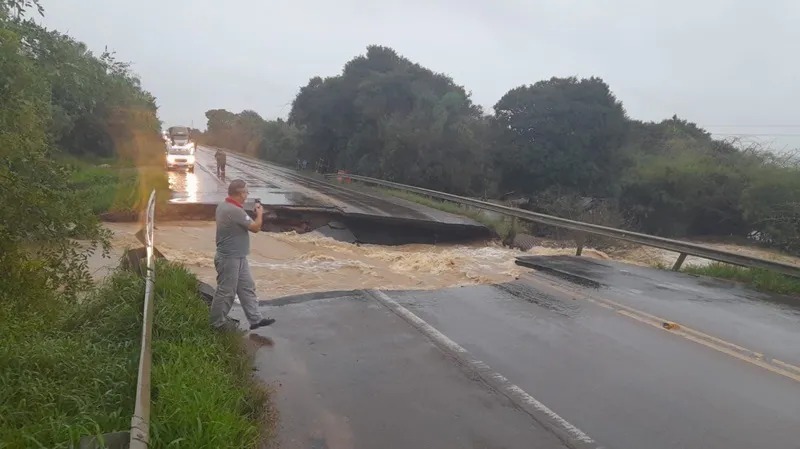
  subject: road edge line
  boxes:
[364,289,602,449]
[525,273,800,383]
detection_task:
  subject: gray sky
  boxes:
[42,0,800,152]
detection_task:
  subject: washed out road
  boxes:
[167,146,800,449]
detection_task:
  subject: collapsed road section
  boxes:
[234,262,800,449]
[161,146,491,245]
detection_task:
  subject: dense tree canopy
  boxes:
[287,45,488,194]
[1,3,163,298]
[203,45,800,253]
[491,77,628,196]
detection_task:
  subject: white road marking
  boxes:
[366,289,601,449]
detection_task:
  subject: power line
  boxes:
[711,133,800,137]
[707,125,800,128]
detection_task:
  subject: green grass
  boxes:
[149,262,273,448]
[65,159,170,214]
[373,187,525,241]
[684,263,800,296]
[0,261,272,449]
[0,270,143,448]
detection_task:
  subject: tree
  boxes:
[204,108,266,155]
[6,20,161,161]
[491,77,628,197]
[288,45,487,194]
[0,25,107,301]
[258,119,302,165]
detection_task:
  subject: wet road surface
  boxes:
[181,146,487,231]
[517,255,800,368]
[231,261,800,449]
[236,292,570,449]
[169,148,331,208]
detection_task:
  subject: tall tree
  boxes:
[288,45,487,194]
[492,77,628,196]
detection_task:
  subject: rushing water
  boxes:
[101,221,799,300]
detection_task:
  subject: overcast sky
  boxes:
[41,0,800,152]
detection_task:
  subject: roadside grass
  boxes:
[64,158,170,214]
[684,263,800,297]
[0,261,272,449]
[369,187,525,242]
[0,269,142,448]
[150,261,273,448]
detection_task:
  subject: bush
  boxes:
[619,151,749,237]
[740,165,800,254]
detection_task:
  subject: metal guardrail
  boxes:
[326,173,800,279]
[130,190,157,449]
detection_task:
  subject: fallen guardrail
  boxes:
[325,173,800,279]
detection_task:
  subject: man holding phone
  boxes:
[210,179,275,331]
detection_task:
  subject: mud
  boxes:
[104,221,529,300]
[98,221,800,299]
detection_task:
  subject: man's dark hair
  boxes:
[228,179,247,196]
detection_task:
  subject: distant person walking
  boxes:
[210,179,275,331]
[215,149,227,179]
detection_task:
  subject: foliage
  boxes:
[0,262,272,449]
[1,9,169,300]
[618,149,750,236]
[66,161,171,214]
[0,270,142,449]
[0,25,108,300]
[491,77,628,197]
[150,262,273,448]
[0,0,42,18]
[258,118,303,166]
[287,45,489,194]
[10,19,163,161]
[204,109,266,155]
[740,161,800,254]
[684,263,800,296]
[203,44,800,255]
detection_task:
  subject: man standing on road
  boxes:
[214,149,227,179]
[210,179,275,331]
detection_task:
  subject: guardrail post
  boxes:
[672,253,688,271]
[575,233,586,256]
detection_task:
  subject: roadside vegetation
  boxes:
[1,2,271,447]
[0,262,271,448]
[65,158,170,214]
[197,45,800,291]
[684,264,800,297]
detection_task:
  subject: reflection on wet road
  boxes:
[167,170,201,203]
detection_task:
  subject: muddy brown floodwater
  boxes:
[98,221,800,298]
[105,221,535,299]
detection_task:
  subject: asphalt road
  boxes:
[180,146,487,229]
[232,262,800,449]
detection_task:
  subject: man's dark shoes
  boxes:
[250,318,276,330]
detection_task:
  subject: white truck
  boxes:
[165,126,196,172]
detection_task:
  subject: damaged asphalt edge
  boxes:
[515,259,603,288]
[363,289,604,449]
